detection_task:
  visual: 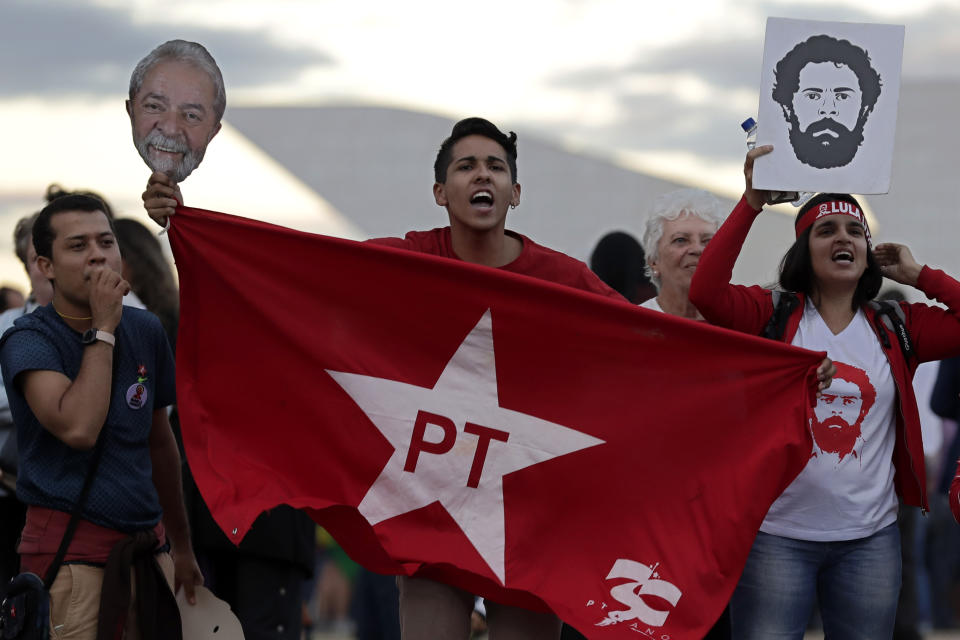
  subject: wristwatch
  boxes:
[81,328,115,347]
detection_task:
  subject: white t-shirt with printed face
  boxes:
[760,299,898,541]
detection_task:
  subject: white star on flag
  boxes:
[326,309,605,583]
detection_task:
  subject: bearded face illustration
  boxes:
[772,34,882,169]
[811,362,876,460]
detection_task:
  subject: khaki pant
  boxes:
[397,575,561,640]
[48,552,175,640]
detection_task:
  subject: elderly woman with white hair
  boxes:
[640,188,726,320]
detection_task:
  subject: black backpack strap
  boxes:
[762,290,800,341]
[869,300,916,365]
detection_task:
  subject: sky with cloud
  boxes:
[0,0,332,96]
[3,0,955,179]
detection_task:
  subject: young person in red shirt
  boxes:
[145,117,622,639]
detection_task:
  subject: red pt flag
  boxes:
[170,206,821,639]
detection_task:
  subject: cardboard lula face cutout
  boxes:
[752,18,904,195]
[128,58,221,184]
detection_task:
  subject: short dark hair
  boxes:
[45,184,114,219]
[434,117,518,184]
[33,195,116,260]
[772,35,882,115]
[779,192,882,310]
[590,231,648,303]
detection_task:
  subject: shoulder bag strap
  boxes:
[42,435,106,588]
[762,290,800,341]
[42,348,119,589]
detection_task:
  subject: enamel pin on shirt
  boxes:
[127,364,149,409]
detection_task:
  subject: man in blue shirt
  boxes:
[0,194,199,639]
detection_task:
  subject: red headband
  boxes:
[795,200,872,246]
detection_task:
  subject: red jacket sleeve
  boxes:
[904,266,960,363]
[689,196,776,336]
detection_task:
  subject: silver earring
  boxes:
[510,203,518,209]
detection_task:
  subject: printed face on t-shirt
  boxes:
[811,361,875,461]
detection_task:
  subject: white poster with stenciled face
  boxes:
[752,18,904,195]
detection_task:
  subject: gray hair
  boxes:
[641,188,725,290]
[13,212,39,267]
[129,40,226,123]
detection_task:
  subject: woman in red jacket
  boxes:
[689,145,960,639]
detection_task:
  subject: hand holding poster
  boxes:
[752,18,905,195]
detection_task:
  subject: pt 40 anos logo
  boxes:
[589,559,682,633]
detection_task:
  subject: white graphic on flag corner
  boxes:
[326,309,605,584]
[594,558,683,629]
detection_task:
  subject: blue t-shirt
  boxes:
[0,304,176,532]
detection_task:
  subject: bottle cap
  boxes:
[741,117,757,132]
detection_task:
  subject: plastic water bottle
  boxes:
[792,190,815,208]
[741,118,812,207]
[742,117,760,151]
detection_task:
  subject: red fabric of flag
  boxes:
[170,206,822,639]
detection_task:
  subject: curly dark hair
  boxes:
[772,34,882,116]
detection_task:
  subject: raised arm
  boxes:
[688,147,776,336]
[689,148,836,396]
[873,242,960,362]
[19,268,127,450]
